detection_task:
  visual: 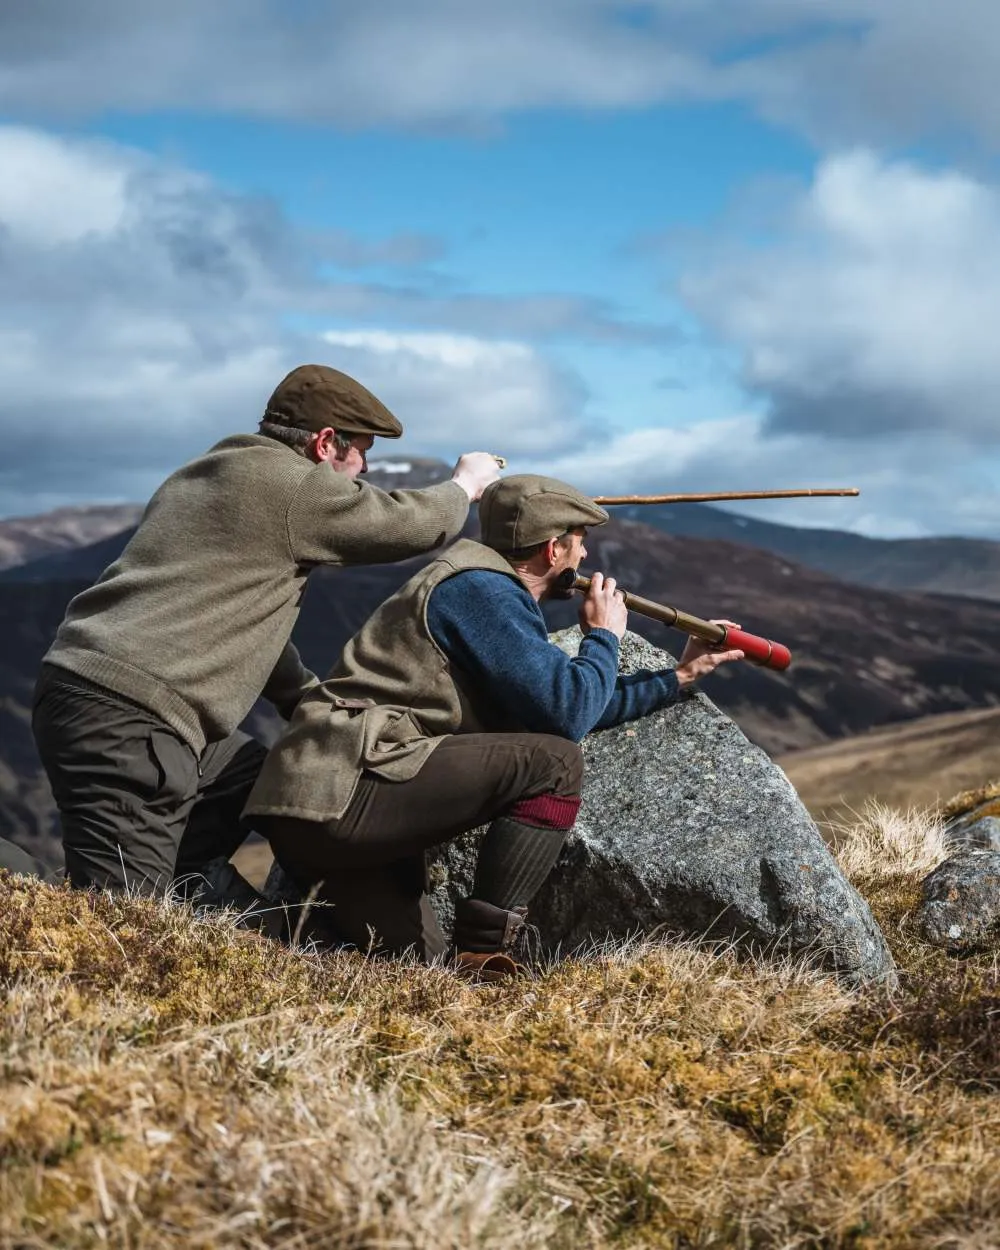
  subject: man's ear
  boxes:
[308,427,336,462]
[543,536,561,567]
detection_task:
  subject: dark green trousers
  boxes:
[32,665,266,896]
[255,731,583,961]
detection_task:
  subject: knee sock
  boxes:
[472,792,580,911]
[472,817,568,911]
[452,794,580,954]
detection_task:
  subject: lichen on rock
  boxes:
[916,850,1000,953]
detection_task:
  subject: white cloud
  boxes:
[677,150,1000,443]
[0,127,128,245]
[540,411,1000,539]
[714,0,1000,148]
[541,415,755,489]
[0,2,692,124]
[318,288,667,346]
[3,3,1000,148]
[603,147,1000,537]
[322,329,587,455]
[0,125,611,513]
[0,126,334,511]
[324,329,535,369]
[5,118,1000,540]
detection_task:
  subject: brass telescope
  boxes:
[557,569,792,672]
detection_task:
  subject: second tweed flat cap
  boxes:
[479,474,609,552]
[264,364,403,438]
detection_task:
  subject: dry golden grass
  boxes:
[827,798,948,882]
[2,802,999,1248]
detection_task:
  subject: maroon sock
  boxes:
[509,792,580,830]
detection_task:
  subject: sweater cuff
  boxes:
[582,628,620,651]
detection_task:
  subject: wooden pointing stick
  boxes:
[591,488,860,506]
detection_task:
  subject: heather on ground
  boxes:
[1,802,998,1249]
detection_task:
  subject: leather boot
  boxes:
[452,897,528,982]
[178,857,287,940]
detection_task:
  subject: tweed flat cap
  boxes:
[264,364,403,438]
[479,474,609,552]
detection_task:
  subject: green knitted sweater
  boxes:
[45,435,468,753]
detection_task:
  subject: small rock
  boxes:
[917,851,1000,953]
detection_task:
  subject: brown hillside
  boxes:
[777,705,1000,826]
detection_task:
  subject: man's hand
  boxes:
[451,452,503,501]
[675,620,745,687]
[579,571,627,639]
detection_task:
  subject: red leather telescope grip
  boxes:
[720,627,792,671]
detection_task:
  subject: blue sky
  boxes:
[3,1,1000,537]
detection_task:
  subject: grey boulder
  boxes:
[429,629,895,986]
[916,851,1000,953]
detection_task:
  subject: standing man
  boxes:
[245,474,745,976]
[31,364,500,900]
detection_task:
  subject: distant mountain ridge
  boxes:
[8,461,1000,602]
[616,501,1000,602]
[0,504,144,572]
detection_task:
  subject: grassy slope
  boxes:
[2,806,999,1249]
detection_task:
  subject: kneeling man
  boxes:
[245,475,745,973]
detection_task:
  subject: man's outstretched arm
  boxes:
[286,453,500,567]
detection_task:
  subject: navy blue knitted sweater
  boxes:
[427,569,680,742]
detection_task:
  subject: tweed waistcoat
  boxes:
[244,539,524,822]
